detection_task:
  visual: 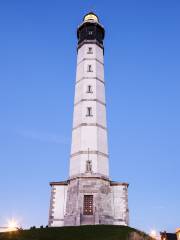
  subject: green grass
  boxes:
[0,225,153,240]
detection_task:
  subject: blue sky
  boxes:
[0,0,180,233]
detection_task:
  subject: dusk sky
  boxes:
[0,0,180,233]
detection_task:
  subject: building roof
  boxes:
[160,232,177,240]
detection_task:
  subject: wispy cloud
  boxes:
[16,129,69,145]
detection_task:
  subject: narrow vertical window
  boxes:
[87,85,93,93]
[86,107,92,117]
[86,160,92,173]
[87,65,93,72]
[88,31,93,35]
[87,47,93,54]
[83,195,93,215]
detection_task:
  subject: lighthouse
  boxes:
[48,12,129,227]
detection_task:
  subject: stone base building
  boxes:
[49,176,128,226]
[48,12,129,227]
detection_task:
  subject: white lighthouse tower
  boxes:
[48,12,129,227]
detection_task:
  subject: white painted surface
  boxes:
[77,44,104,64]
[70,42,109,178]
[49,185,67,227]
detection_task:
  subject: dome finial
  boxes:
[83,12,99,23]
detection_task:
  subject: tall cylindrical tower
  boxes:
[48,13,129,227]
[69,12,109,179]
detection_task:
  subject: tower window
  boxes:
[86,107,93,117]
[86,160,92,172]
[87,65,93,72]
[83,195,93,215]
[88,31,93,35]
[87,85,93,93]
[87,47,93,54]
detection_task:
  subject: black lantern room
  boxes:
[77,12,105,49]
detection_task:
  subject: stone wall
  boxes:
[63,176,128,226]
[111,182,129,225]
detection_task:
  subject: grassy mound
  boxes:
[0,225,153,240]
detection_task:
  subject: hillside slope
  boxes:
[0,225,153,240]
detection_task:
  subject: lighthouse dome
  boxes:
[83,12,99,23]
